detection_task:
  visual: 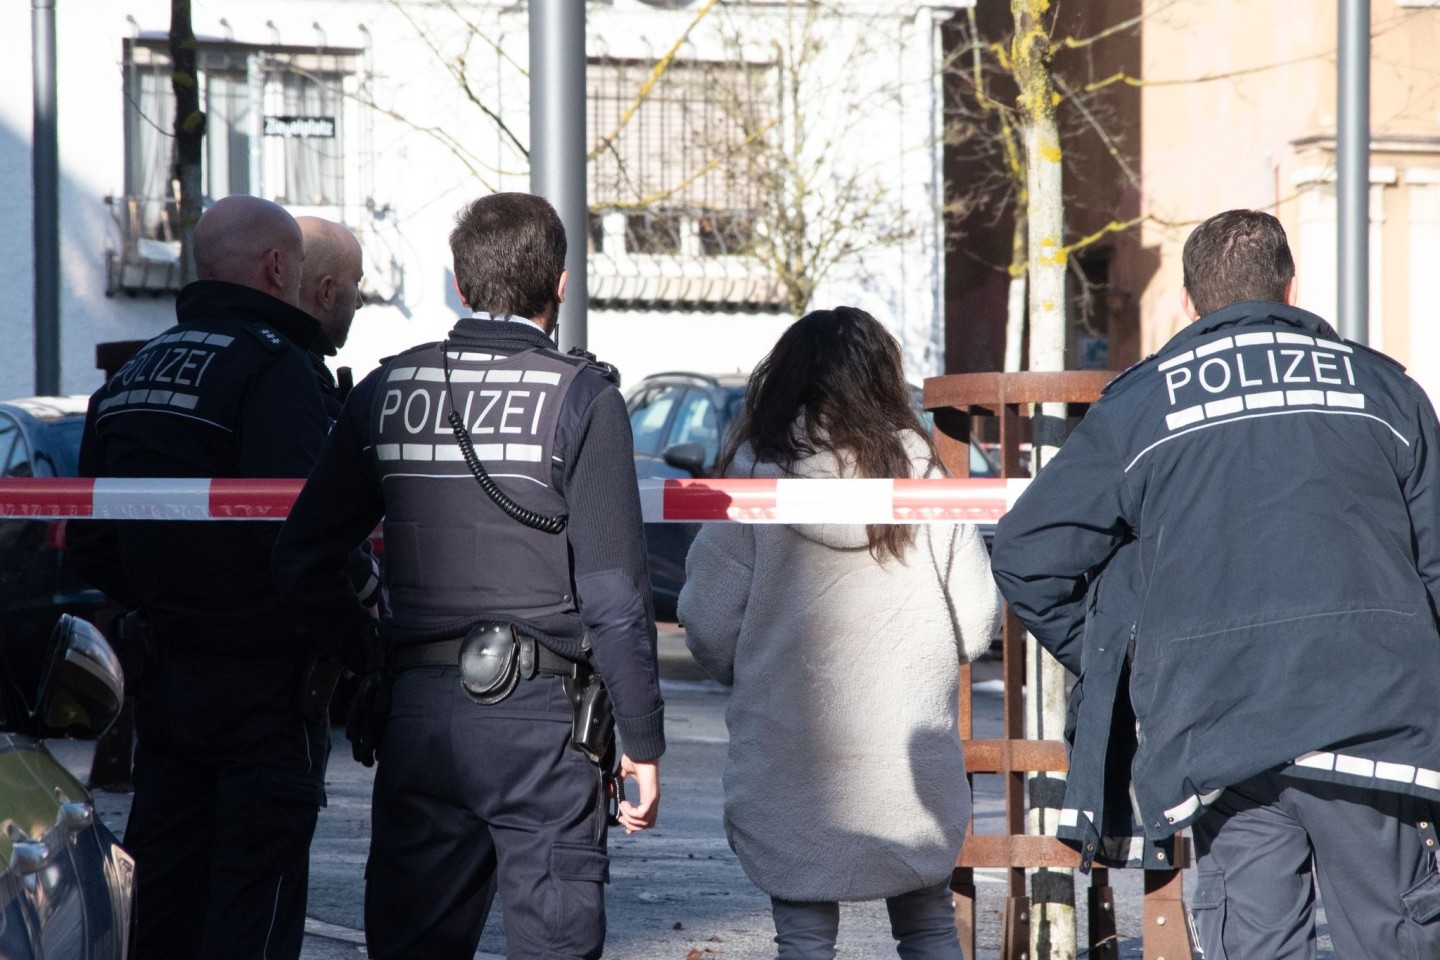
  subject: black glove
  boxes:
[345,669,392,767]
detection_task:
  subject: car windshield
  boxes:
[40,419,84,476]
[723,388,746,424]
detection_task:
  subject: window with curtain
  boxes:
[122,47,177,239]
[121,40,356,237]
[266,64,344,206]
[205,69,252,201]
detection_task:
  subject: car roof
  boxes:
[0,395,91,421]
[633,371,749,392]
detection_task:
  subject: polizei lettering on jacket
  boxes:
[375,363,562,470]
[95,330,236,418]
[1157,331,1365,432]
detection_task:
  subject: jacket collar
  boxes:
[175,280,327,353]
[1158,301,1343,360]
[447,317,557,352]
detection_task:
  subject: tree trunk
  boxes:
[1012,2,1076,958]
[170,0,205,286]
[1004,211,1028,372]
[1014,0,1064,376]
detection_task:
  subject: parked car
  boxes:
[1,613,133,958]
[626,372,749,616]
[0,396,107,702]
[626,373,1002,614]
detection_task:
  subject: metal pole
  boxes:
[33,0,60,395]
[529,0,588,352]
[1337,0,1369,344]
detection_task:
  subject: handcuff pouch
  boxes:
[458,622,532,705]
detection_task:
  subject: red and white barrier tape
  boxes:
[0,477,1028,524]
[636,478,1026,524]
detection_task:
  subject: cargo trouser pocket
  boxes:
[545,843,609,958]
[1188,870,1228,960]
[1400,870,1440,959]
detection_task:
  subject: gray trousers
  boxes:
[1190,769,1440,960]
[770,881,964,960]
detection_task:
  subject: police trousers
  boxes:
[126,645,327,960]
[1190,769,1440,960]
[366,665,610,960]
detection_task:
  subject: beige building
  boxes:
[1137,0,1440,399]
[946,0,1440,400]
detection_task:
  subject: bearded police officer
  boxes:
[272,191,664,960]
[68,195,333,960]
[296,217,383,614]
[991,210,1440,959]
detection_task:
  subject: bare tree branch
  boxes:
[1053,75,1138,189]
[1056,0,1182,51]
[390,0,529,158]
[588,0,722,163]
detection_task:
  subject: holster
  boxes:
[297,656,344,725]
[568,671,616,766]
[568,672,622,825]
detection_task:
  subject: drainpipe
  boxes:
[1337,0,1369,344]
[529,0,588,352]
[33,0,60,395]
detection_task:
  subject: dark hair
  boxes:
[1181,209,1295,317]
[449,193,567,319]
[718,306,938,562]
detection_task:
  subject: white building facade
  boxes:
[0,0,964,400]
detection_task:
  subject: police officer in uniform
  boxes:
[273,192,664,960]
[991,210,1440,958]
[296,216,383,610]
[297,214,366,415]
[68,195,333,960]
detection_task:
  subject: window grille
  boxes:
[587,56,771,255]
[586,55,785,311]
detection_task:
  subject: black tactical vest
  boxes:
[370,340,584,632]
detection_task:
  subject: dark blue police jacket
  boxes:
[69,280,330,654]
[992,302,1440,846]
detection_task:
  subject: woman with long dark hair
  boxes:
[679,306,999,960]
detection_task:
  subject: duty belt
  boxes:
[390,637,580,675]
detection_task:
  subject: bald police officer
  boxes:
[69,195,333,960]
[273,192,663,959]
[296,217,383,610]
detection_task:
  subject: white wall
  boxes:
[0,0,961,400]
[1408,170,1440,405]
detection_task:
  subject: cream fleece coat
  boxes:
[678,432,1000,901]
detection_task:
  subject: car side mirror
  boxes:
[661,442,709,478]
[32,614,125,739]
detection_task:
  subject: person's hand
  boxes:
[616,754,660,834]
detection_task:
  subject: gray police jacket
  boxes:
[991,302,1440,840]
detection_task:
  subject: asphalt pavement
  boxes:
[55,624,1334,959]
